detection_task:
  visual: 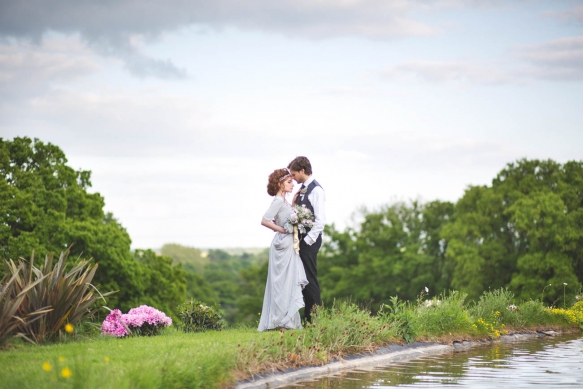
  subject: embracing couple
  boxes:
[258,156,324,331]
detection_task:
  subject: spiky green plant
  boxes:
[0,263,50,346]
[7,249,114,343]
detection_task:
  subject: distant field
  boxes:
[152,245,267,257]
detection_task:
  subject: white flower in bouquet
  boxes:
[287,204,316,235]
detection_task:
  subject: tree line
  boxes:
[235,159,583,319]
[1,137,581,325]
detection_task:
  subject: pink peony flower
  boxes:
[101,306,172,337]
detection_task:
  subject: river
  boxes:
[280,333,583,388]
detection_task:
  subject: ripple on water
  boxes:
[281,334,583,389]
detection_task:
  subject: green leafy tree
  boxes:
[0,137,186,312]
[0,137,137,308]
[235,261,268,324]
[161,245,269,325]
[133,249,186,318]
[202,249,262,323]
[183,269,220,305]
[443,159,583,303]
[319,201,455,309]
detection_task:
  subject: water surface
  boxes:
[282,333,583,388]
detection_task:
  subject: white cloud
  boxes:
[543,5,583,24]
[0,0,440,78]
[514,36,583,80]
[380,60,515,84]
[379,35,583,84]
[0,36,100,101]
[0,0,435,40]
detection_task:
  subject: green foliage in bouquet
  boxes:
[177,300,225,332]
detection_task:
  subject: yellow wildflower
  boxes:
[42,362,52,372]
[104,356,110,362]
[64,324,74,333]
[61,367,72,378]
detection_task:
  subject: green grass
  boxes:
[1,290,581,389]
[0,328,258,389]
[416,291,475,336]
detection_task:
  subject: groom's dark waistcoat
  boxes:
[296,180,322,234]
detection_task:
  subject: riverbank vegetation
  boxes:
[0,289,581,389]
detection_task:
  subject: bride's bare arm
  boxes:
[261,218,287,233]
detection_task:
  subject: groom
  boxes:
[288,156,325,323]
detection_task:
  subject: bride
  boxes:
[258,168,309,331]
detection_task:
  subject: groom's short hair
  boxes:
[288,156,312,175]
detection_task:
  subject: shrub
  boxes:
[177,300,225,332]
[495,299,555,328]
[308,301,397,353]
[472,313,507,338]
[378,296,418,343]
[469,289,522,327]
[571,300,583,329]
[545,301,583,329]
[415,291,474,336]
[0,263,50,346]
[101,305,172,337]
[3,250,113,344]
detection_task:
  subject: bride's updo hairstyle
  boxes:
[267,168,291,196]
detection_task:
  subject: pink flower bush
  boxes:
[101,305,172,337]
[101,309,129,337]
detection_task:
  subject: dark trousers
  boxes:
[299,234,322,323]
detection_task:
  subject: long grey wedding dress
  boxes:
[258,196,309,331]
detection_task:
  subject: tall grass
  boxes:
[237,301,399,375]
[415,291,475,336]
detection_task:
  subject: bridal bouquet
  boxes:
[285,204,315,253]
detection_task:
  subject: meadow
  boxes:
[1,290,581,389]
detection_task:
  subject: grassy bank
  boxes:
[0,329,257,389]
[1,290,582,389]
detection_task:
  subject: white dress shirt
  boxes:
[302,176,326,245]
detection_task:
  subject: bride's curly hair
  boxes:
[267,168,291,196]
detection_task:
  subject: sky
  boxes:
[1,0,582,249]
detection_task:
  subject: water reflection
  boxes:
[282,333,583,388]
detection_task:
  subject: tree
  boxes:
[0,137,186,312]
[443,159,583,303]
[133,249,187,318]
[319,201,455,309]
[235,261,268,324]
